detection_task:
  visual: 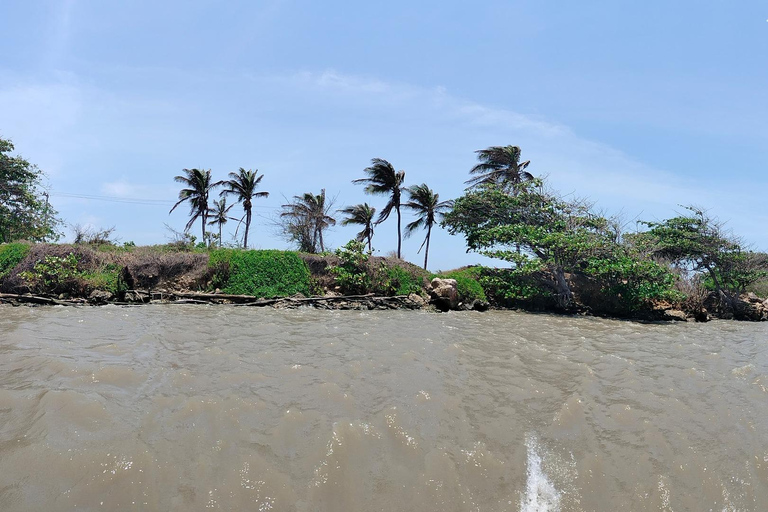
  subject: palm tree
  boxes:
[280,189,336,253]
[170,168,216,243]
[353,158,405,258]
[339,203,376,253]
[465,145,534,192]
[219,168,269,249]
[207,198,235,247]
[403,183,453,269]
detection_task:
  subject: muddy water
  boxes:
[0,306,767,511]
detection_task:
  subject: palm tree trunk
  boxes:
[244,208,251,249]
[423,224,431,270]
[201,211,207,246]
[219,224,223,248]
[396,205,402,259]
[367,233,372,253]
[318,225,325,253]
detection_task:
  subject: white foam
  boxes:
[520,435,561,512]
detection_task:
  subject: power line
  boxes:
[51,192,282,209]
[52,192,175,206]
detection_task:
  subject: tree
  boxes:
[443,181,614,306]
[218,168,269,249]
[207,198,235,247]
[353,158,406,258]
[339,203,376,253]
[280,189,336,253]
[169,168,216,244]
[465,145,534,192]
[635,206,768,308]
[403,184,453,269]
[0,137,62,242]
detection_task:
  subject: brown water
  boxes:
[0,306,767,511]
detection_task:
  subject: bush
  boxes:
[435,267,487,303]
[209,249,312,297]
[375,264,421,296]
[330,240,371,294]
[0,243,30,281]
[477,265,554,309]
[583,256,684,312]
[331,240,424,296]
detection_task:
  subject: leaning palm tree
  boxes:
[339,203,376,253]
[218,168,269,249]
[465,145,534,192]
[403,183,453,269]
[207,198,235,247]
[353,158,405,258]
[280,189,336,253]
[169,168,216,243]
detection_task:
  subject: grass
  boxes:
[209,249,312,297]
[433,267,487,303]
[0,243,30,281]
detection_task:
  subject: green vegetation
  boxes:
[0,137,62,243]
[403,183,453,270]
[280,189,336,253]
[209,249,312,297]
[218,168,269,249]
[0,243,30,280]
[633,206,768,308]
[331,240,422,296]
[2,137,766,319]
[434,267,487,303]
[338,203,376,253]
[18,252,123,296]
[354,158,406,259]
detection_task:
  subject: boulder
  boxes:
[407,293,427,309]
[429,278,459,311]
[662,309,688,322]
[88,289,114,305]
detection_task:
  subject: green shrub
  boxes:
[81,263,123,295]
[19,253,82,294]
[330,240,371,294]
[583,256,684,311]
[375,264,421,296]
[209,249,312,297]
[435,267,487,303]
[477,265,553,308]
[0,243,30,281]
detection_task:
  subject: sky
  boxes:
[1,0,767,271]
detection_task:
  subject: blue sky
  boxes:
[1,0,766,270]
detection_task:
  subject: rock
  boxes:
[407,293,427,309]
[662,309,687,322]
[88,289,113,305]
[470,299,490,312]
[745,292,761,303]
[429,278,459,311]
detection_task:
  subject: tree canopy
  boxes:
[0,137,61,243]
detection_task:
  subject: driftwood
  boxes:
[0,293,79,306]
[1,290,424,311]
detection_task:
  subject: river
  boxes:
[0,305,766,511]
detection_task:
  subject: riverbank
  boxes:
[1,242,766,321]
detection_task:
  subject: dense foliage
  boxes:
[209,249,312,297]
[17,252,123,296]
[0,243,30,280]
[330,240,421,296]
[442,180,686,313]
[434,267,487,303]
[0,138,62,243]
[443,181,615,306]
[633,206,768,305]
